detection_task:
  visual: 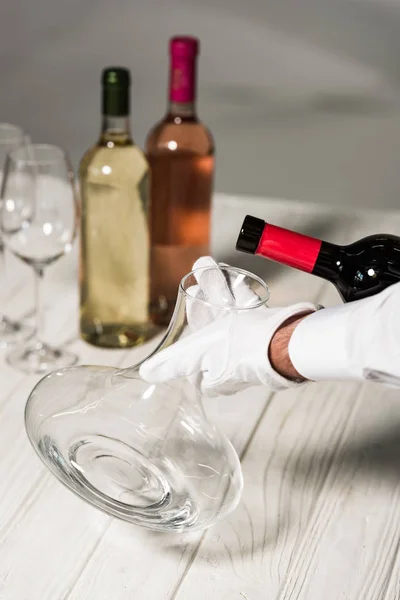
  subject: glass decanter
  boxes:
[25,264,269,532]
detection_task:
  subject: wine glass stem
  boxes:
[33,266,45,342]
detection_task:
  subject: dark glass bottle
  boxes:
[236,215,400,302]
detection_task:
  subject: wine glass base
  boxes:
[0,317,34,349]
[7,340,78,374]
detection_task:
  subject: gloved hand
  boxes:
[140,257,319,397]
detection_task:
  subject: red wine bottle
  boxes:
[236,214,400,302]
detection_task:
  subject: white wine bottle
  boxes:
[79,67,153,348]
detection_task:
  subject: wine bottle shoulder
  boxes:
[343,233,400,254]
[79,143,149,186]
[145,117,214,156]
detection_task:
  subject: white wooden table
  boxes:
[1,193,400,600]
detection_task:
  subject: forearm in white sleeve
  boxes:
[288,282,400,385]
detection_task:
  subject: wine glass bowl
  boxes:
[25,365,243,532]
[2,145,76,263]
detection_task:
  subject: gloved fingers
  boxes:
[140,345,202,383]
[185,283,217,331]
[192,256,269,313]
[139,322,221,383]
[219,263,269,310]
[192,256,236,307]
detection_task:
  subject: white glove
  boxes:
[140,257,319,397]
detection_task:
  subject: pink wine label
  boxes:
[256,224,322,273]
[169,37,198,103]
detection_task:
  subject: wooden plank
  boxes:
[171,272,344,598]
[40,199,391,598]
[277,381,400,600]
[172,379,364,599]
[63,385,273,600]
[174,204,400,599]
[1,197,399,600]
[0,473,111,600]
[0,341,136,599]
[62,200,343,599]
[0,245,142,599]
[274,206,400,600]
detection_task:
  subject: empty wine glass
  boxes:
[0,123,34,346]
[1,144,79,373]
[25,264,270,532]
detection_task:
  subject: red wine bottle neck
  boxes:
[236,215,400,302]
[256,223,323,273]
[236,215,341,277]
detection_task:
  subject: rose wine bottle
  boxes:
[236,214,400,302]
[79,67,153,348]
[146,36,215,326]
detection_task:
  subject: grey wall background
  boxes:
[2,0,400,210]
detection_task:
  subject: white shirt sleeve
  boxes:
[288,282,400,386]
